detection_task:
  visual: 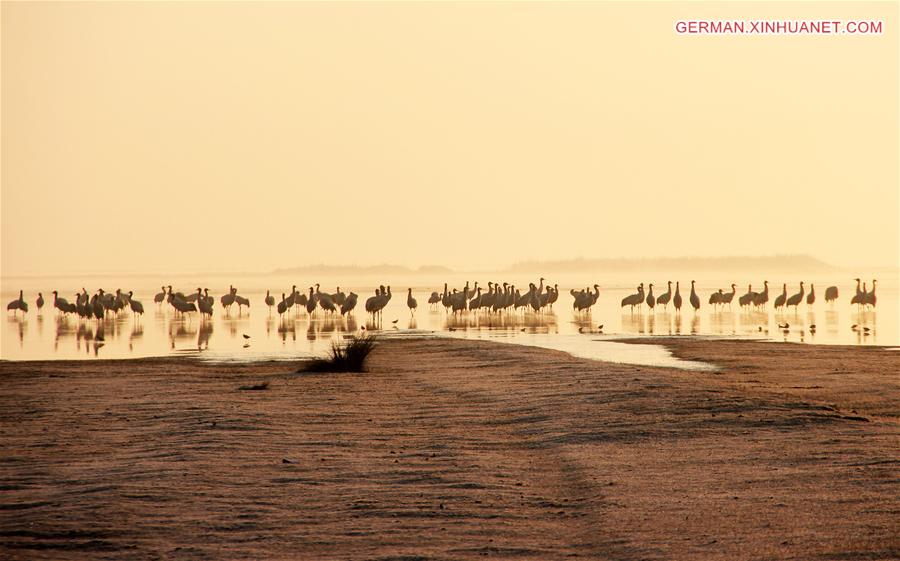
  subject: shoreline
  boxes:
[4,329,899,368]
[1,338,898,559]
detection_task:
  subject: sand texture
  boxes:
[1,338,898,560]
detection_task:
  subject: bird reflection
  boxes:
[825,310,839,334]
[621,313,644,334]
[169,320,197,349]
[708,311,734,335]
[129,322,144,352]
[277,318,296,343]
[8,316,27,346]
[197,321,213,350]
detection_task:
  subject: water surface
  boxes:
[2,271,896,367]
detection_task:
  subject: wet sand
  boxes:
[1,339,898,560]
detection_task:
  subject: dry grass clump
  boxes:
[301,334,377,373]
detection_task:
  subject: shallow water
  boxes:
[1,271,897,366]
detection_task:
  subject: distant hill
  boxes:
[509,255,836,273]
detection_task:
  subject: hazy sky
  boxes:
[2,2,897,276]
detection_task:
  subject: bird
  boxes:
[6,290,28,315]
[621,283,644,311]
[708,289,722,307]
[365,288,382,316]
[720,284,737,308]
[407,288,418,314]
[234,294,250,311]
[154,286,167,305]
[864,279,877,308]
[284,285,297,310]
[35,292,44,312]
[786,282,805,310]
[689,281,700,311]
[548,284,559,309]
[265,290,276,311]
[319,295,337,315]
[645,283,655,311]
[738,284,755,308]
[170,293,197,315]
[673,282,682,312]
[91,292,105,320]
[778,322,789,329]
[656,281,672,309]
[773,283,787,309]
[277,293,287,316]
[306,287,317,315]
[52,291,74,315]
[243,334,250,339]
[806,284,815,306]
[128,292,144,316]
[331,287,346,306]
[427,291,441,310]
[221,286,236,310]
[753,281,769,309]
[824,285,839,303]
[316,285,335,314]
[850,278,863,307]
[197,289,214,318]
[392,319,399,324]
[341,292,358,316]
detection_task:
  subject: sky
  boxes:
[2,2,897,276]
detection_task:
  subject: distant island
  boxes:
[269,255,837,277]
[508,254,836,273]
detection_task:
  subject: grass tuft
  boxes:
[301,334,377,373]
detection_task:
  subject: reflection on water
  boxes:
[2,273,898,366]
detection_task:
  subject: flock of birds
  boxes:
[615,278,877,313]
[6,278,879,324]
